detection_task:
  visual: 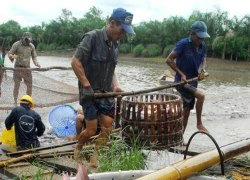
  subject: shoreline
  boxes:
[38,50,250,66]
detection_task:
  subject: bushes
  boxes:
[163,44,175,58]
[145,44,162,57]
[133,44,144,57]
[141,49,150,57]
[119,43,131,53]
[134,44,162,57]
[37,43,71,51]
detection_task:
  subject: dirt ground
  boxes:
[183,85,250,148]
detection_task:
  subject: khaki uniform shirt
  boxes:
[8,41,38,68]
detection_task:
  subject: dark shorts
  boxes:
[81,98,115,120]
[13,69,32,84]
[176,84,197,110]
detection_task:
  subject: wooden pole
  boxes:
[0,149,84,168]
[6,128,121,156]
[94,73,209,98]
[1,140,121,168]
[3,66,72,71]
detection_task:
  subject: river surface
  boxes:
[1,56,250,171]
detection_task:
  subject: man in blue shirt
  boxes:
[166,21,210,138]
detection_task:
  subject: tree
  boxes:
[0,20,22,47]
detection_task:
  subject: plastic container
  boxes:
[48,105,77,137]
[1,126,16,145]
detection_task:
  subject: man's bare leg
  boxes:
[195,90,209,133]
[26,83,32,96]
[13,81,21,105]
[68,114,84,141]
[182,107,190,145]
[89,114,113,168]
[182,106,190,134]
[76,114,84,137]
[74,119,97,161]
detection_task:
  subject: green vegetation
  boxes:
[97,137,148,172]
[1,7,250,61]
[119,43,131,53]
[14,167,53,180]
[133,44,144,57]
[141,44,162,57]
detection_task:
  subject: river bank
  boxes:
[38,49,250,65]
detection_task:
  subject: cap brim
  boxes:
[121,24,136,35]
[196,32,210,38]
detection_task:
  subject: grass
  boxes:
[96,135,148,172]
[238,154,250,166]
[13,156,58,180]
[10,133,149,178]
[13,168,44,180]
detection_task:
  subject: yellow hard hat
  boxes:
[20,95,34,108]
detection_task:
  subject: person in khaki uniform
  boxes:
[8,32,41,105]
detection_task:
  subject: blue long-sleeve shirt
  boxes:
[5,105,45,149]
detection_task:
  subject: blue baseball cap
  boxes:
[110,8,135,35]
[191,21,210,38]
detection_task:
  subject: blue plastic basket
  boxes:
[48,105,77,137]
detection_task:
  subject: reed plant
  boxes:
[97,135,148,172]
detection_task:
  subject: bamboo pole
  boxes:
[3,66,72,71]
[0,149,85,168]
[1,140,120,168]
[137,138,250,180]
[94,73,209,98]
[7,128,121,156]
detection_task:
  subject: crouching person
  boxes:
[5,95,45,150]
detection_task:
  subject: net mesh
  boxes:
[48,105,77,137]
[0,68,78,110]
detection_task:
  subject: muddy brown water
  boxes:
[1,56,250,172]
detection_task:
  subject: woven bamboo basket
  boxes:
[121,93,183,149]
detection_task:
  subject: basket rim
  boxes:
[122,93,181,104]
